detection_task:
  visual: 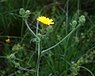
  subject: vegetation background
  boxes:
[0,0,95,76]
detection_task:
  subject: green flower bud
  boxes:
[72,20,77,28]
[79,15,86,24]
[19,8,31,19]
[25,10,31,18]
[46,26,53,33]
[12,44,24,51]
[72,20,77,26]
[26,10,31,15]
[7,53,15,60]
[19,8,26,16]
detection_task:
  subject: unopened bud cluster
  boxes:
[19,8,31,19]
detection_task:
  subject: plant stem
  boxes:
[41,24,81,54]
[24,19,41,76]
[66,0,69,34]
[36,21,41,76]
[37,39,41,76]
[24,20,40,40]
[80,66,94,76]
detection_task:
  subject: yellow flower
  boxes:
[5,37,10,43]
[37,16,54,25]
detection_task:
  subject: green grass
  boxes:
[0,0,95,76]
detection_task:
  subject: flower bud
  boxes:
[79,15,86,24]
[19,8,26,16]
[12,44,24,51]
[46,26,53,33]
[25,10,31,18]
[19,8,31,19]
[72,20,77,28]
[7,53,15,60]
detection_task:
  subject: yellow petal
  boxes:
[37,16,54,25]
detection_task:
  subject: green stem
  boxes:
[36,22,41,76]
[80,66,94,76]
[37,40,41,76]
[24,20,40,41]
[66,0,69,34]
[24,19,41,76]
[41,24,81,54]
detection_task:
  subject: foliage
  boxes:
[0,0,95,76]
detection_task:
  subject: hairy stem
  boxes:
[41,24,81,54]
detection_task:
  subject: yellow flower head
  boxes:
[5,36,10,43]
[37,16,54,25]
